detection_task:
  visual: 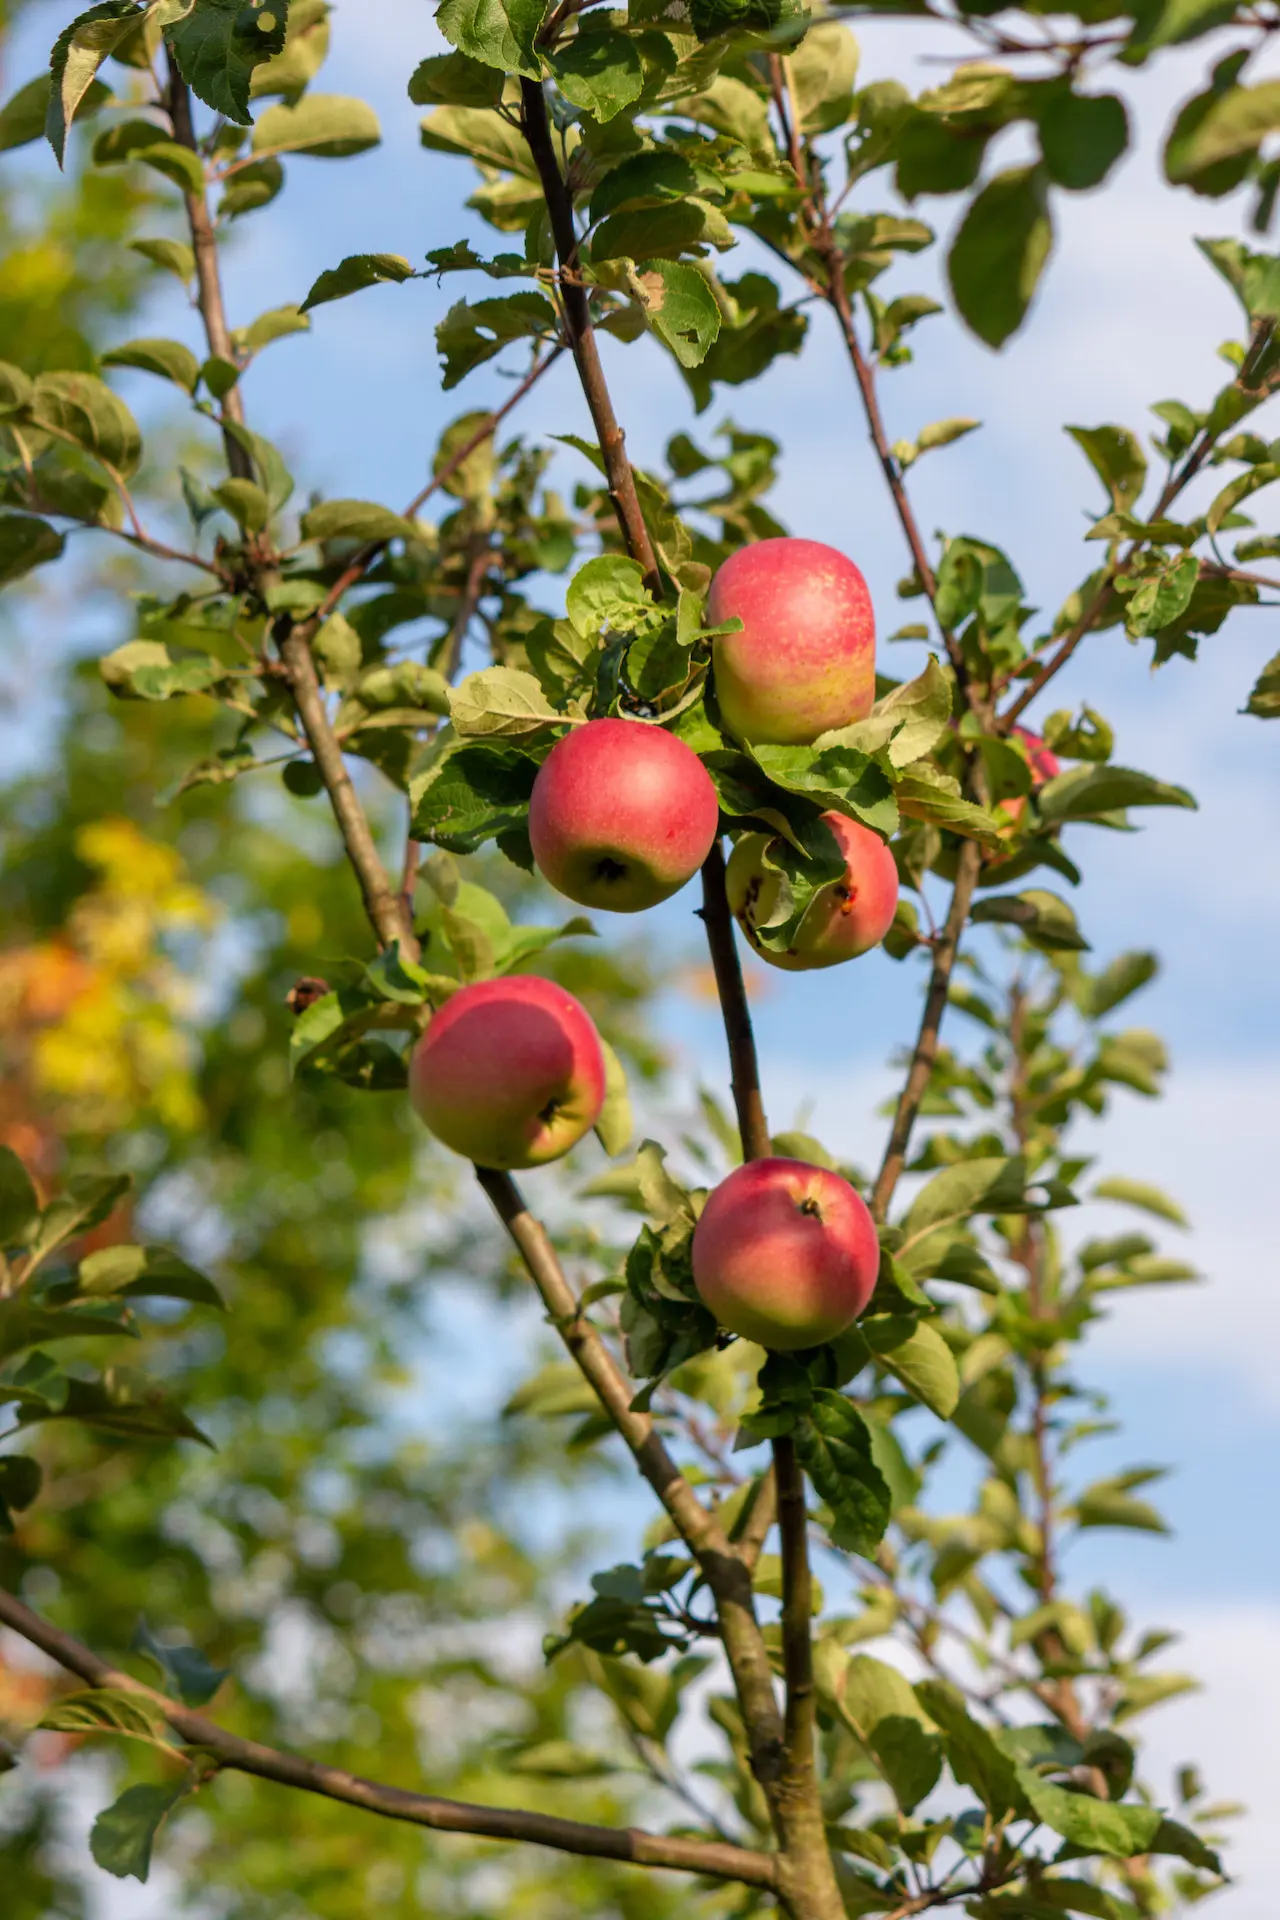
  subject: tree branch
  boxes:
[475,1169,788,1795]
[870,837,981,1222]
[698,839,771,1162]
[163,57,253,483]
[773,1437,815,1772]
[518,78,660,592]
[0,1586,777,1891]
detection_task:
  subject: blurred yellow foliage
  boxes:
[0,818,214,1157]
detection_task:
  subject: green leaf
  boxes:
[410,742,540,850]
[1066,425,1148,511]
[46,2,140,166]
[1245,646,1280,718]
[130,236,195,285]
[948,166,1052,348]
[90,1781,186,1882]
[18,1367,213,1447]
[0,1149,39,1245]
[1147,1816,1223,1875]
[449,666,561,739]
[100,337,201,394]
[595,1040,633,1158]
[437,0,546,77]
[92,119,206,193]
[165,0,287,125]
[749,741,898,838]
[31,371,141,478]
[551,29,644,123]
[863,1316,959,1418]
[40,1686,169,1740]
[213,478,269,533]
[419,105,538,177]
[1070,1475,1168,1533]
[436,292,557,389]
[1036,89,1129,191]
[1120,551,1200,637]
[235,304,309,357]
[901,1157,1018,1246]
[252,93,380,159]
[133,1618,228,1706]
[795,1391,892,1556]
[630,260,722,370]
[3,73,107,151]
[566,555,655,636]
[24,1175,131,1274]
[1074,950,1157,1018]
[409,50,505,107]
[1036,765,1196,821]
[79,1244,224,1306]
[1206,460,1280,536]
[589,151,700,226]
[830,1652,942,1812]
[915,1680,1024,1817]
[301,252,416,311]
[1173,78,1280,175]
[971,889,1090,953]
[99,640,225,701]
[1091,1177,1187,1226]
[301,499,419,545]
[1197,235,1280,323]
[506,1739,617,1777]
[0,513,65,588]
[217,154,284,218]
[1014,1766,1162,1858]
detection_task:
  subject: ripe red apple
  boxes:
[997,727,1063,833]
[409,974,606,1170]
[706,537,876,746]
[726,812,898,970]
[692,1158,879,1351]
[529,716,720,912]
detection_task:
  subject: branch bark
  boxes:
[164,58,252,483]
[870,837,981,1221]
[0,1586,777,1891]
[518,78,660,592]
[699,840,771,1162]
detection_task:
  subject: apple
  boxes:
[707,537,876,746]
[409,974,606,1170]
[997,727,1063,834]
[529,716,721,913]
[692,1157,879,1351]
[726,811,898,970]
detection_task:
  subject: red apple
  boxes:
[409,974,606,1170]
[707,537,876,745]
[692,1158,879,1350]
[726,812,898,970]
[529,716,720,912]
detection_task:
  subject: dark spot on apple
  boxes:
[538,1098,562,1125]
[798,1197,823,1219]
[592,855,629,885]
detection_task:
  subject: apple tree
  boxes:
[0,0,1274,1915]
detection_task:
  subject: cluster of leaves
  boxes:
[0,1146,220,1483]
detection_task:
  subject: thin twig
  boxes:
[0,1587,776,1891]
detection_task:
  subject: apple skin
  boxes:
[997,727,1063,833]
[726,811,899,970]
[707,538,876,746]
[692,1158,879,1351]
[529,717,721,913]
[409,975,606,1170]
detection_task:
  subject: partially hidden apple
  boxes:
[707,537,876,745]
[692,1157,879,1351]
[409,974,606,1170]
[726,811,899,970]
[997,727,1062,834]
[529,715,720,912]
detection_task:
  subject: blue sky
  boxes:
[3,0,1278,1908]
